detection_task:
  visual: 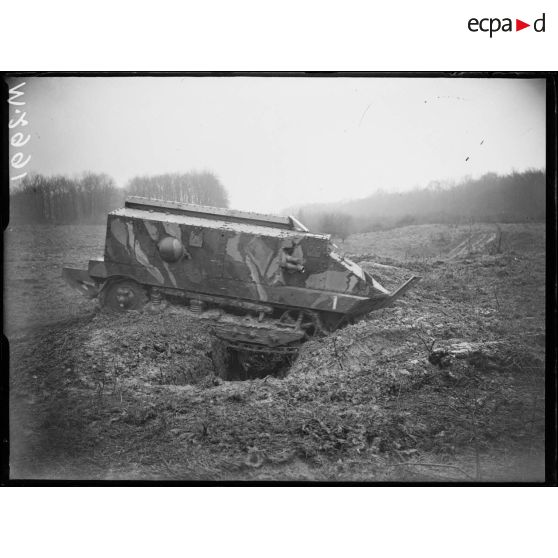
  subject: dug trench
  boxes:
[7,223,546,481]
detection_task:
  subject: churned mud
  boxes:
[7,223,546,481]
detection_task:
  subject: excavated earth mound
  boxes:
[8,222,546,481]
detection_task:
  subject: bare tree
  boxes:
[125,171,229,208]
[10,172,122,224]
[318,213,354,242]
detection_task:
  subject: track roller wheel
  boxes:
[99,278,148,312]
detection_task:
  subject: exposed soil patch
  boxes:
[7,223,546,481]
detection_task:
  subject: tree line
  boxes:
[296,169,545,239]
[10,168,544,232]
[126,172,228,208]
[9,171,229,225]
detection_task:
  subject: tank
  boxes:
[63,196,420,379]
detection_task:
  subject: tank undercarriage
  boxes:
[63,270,375,379]
[62,197,420,380]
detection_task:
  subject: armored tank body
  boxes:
[63,197,420,379]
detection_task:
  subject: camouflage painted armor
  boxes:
[64,196,418,320]
[63,197,419,377]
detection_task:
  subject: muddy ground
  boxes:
[6,222,546,481]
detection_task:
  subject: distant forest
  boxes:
[9,171,229,225]
[295,169,545,238]
[10,168,545,232]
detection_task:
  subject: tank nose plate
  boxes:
[353,275,422,314]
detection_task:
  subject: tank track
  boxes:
[216,338,302,356]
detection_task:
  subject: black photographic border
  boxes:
[1,70,556,487]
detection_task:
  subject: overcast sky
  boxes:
[10,76,545,213]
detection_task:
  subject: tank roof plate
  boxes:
[124,197,305,230]
[110,206,330,241]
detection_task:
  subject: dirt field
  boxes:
[6,222,546,481]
